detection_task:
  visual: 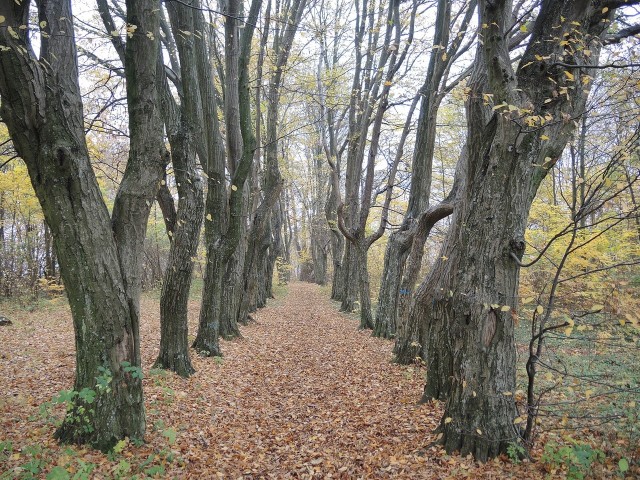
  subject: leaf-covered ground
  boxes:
[0,282,631,478]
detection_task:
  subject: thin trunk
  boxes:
[154,0,206,377]
[155,130,203,376]
[375,0,476,338]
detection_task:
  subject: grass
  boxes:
[513,310,639,469]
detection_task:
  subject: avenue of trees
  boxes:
[0,0,638,463]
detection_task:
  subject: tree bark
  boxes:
[152,0,207,377]
[194,0,262,355]
[0,0,165,450]
[411,0,615,460]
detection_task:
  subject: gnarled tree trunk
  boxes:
[0,0,164,450]
[412,0,614,460]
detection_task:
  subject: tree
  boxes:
[153,0,206,377]
[193,0,263,356]
[327,0,419,329]
[234,0,309,326]
[0,0,165,450]
[96,0,206,378]
[374,0,478,340]
[408,0,628,460]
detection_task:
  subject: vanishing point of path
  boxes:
[0,282,536,479]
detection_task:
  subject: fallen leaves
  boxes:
[0,283,560,478]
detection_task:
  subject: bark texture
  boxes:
[410,0,615,460]
[0,0,165,450]
[375,0,476,339]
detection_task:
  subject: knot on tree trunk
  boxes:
[509,237,526,259]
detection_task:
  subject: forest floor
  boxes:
[0,282,634,479]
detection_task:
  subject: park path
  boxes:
[168,281,440,478]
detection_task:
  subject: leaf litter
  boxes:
[0,283,554,478]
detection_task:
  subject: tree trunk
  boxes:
[219,238,245,337]
[193,0,262,355]
[373,231,410,338]
[153,0,208,377]
[356,240,374,329]
[409,0,613,460]
[193,247,224,356]
[154,129,204,376]
[0,0,165,450]
[374,0,475,340]
[339,243,358,311]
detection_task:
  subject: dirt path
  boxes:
[0,282,534,479]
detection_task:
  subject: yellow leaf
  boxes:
[540,134,550,141]
[522,297,534,305]
[206,214,212,221]
[564,70,575,81]
[545,372,553,381]
[441,52,447,61]
[590,304,604,313]
[472,391,477,397]
[0,15,5,24]
[444,417,452,424]
[476,429,483,435]
[536,305,544,315]
[503,391,512,396]
[602,7,609,13]
[462,380,467,388]
[564,327,573,336]
[585,389,594,399]
[231,184,238,191]
[513,416,525,425]
[519,24,528,33]
[501,305,511,312]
